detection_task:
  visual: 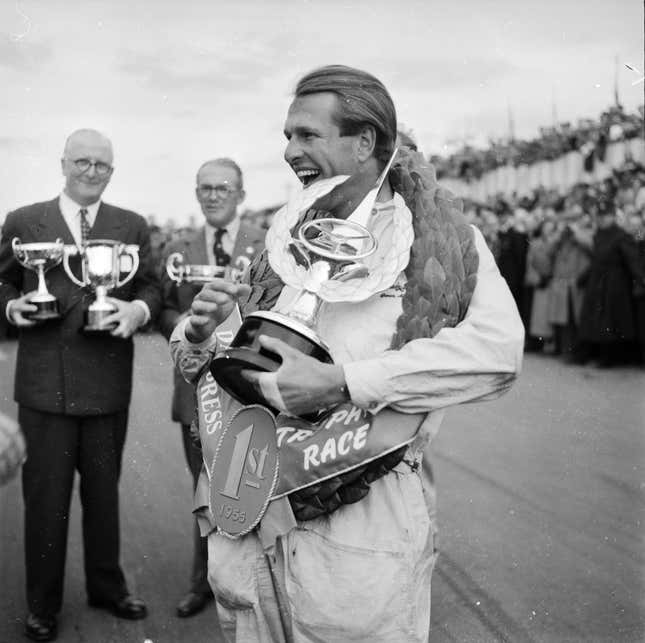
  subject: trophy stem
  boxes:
[95,285,108,303]
[287,290,322,328]
[35,265,50,298]
[27,263,60,320]
[84,284,117,333]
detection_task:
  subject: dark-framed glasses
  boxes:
[66,158,113,176]
[197,183,238,199]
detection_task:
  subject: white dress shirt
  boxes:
[58,191,101,247]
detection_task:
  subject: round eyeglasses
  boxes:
[66,158,113,176]
[197,184,238,199]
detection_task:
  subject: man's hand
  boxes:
[241,335,349,416]
[185,279,251,344]
[6,292,38,327]
[102,298,146,338]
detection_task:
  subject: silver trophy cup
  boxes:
[166,252,231,285]
[12,238,65,320]
[210,218,377,410]
[63,239,139,333]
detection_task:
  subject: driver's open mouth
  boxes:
[295,168,320,186]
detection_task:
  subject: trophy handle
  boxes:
[166,252,184,284]
[62,245,87,287]
[11,238,27,269]
[116,244,139,287]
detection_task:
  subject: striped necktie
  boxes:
[79,208,91,245]
[213,228,230,266]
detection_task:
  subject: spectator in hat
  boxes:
[577,197,645,366]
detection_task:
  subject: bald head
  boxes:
[61,128,114,206]
[63,129,114,163]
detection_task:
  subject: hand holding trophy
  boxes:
[63,239,139,333]
[209,216,377,410]
[11,238,65,321]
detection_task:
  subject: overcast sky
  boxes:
[1,0,643,226]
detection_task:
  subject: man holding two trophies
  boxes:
[170,65,524,642]
[0,129,160,641]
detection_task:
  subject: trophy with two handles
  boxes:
[11,237,140,333]
[11,238,66,320]
[165,251,249,286]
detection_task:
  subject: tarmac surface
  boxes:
[1,333,644,643]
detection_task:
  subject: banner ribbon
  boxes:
[193,308,426,537]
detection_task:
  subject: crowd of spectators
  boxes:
[462,161,645,368]
[432,103,644,181]
[141,136,645,369]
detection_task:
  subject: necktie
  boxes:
[213,228,231,267]
[79,208,91,245]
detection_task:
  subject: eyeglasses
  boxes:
[197,184,239,199]
[65,158,113,176]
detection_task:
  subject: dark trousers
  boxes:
[19,406,129,617]
[180,423,211,596]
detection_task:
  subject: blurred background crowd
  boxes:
[140,101,645,370]
[432,103,644,181]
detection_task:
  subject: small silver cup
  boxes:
[165,252,231,284]
[12,238,65,320]
[63,239,139,333]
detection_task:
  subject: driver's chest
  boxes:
[274,271,406,363]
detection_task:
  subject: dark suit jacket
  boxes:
[0,197,161,415]
[158,222,265,425]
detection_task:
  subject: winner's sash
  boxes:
[193,309,426,538]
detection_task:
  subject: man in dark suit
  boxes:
[158,158,264,618]
[0,129,161,642]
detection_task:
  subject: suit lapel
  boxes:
[230,222,264,277]
[28,198,76,245]
[189,227,209,264]
[90,202,126,240]
[231,222,263,262]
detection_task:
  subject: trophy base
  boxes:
[82,323,118,335]
[82,309,118,335]
[211,347,281,411]
[210,310,333,413]
[26,299,60,321]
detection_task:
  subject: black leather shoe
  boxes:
[176,591,213,618]
[88,594,148,620]
[24,613,57,642]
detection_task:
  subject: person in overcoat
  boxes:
[0,129,161,641]
[547,210,593,358]
[578,199,645,366]
[525,219,557,350]
[158,158,265,618]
